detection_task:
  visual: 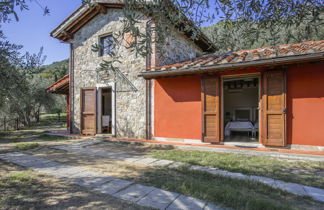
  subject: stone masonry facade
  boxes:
[71,8,203,138]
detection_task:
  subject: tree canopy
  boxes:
[0,0,64,129]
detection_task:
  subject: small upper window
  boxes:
[100,35,114,56]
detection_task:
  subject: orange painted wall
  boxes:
[154,76,202,139]
[153,62,324,146]
[287,62,324,146]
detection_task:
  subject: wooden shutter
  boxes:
[261,70,287,146]
[201,76,221,143]
[81,88,97,135]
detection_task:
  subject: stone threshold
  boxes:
[0,152,223,210]
[52,140,324,203]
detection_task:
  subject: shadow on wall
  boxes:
[157,76,201,102]
[116,117,136,138]
[286,62,324,146]
[72,123,81,134]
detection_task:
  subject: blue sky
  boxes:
[1,0,217,65]
[2,0,82,65]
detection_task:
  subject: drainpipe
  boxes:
[69,43,74,134]
[145,19,154,140]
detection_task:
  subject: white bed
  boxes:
[225,121,254,137]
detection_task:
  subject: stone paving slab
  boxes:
[134,157,159,165]
[57,167,97,178]
[167,195,206,210]
[137,188,180,210]
[33,164,75,177]
[108,153,133,160]
[71,176,115,188]
[70,139,102,147]
[94,179,134,195]
[273,181,307,196]
[204,203,225,210]
[123,156,145,162]
[190,166,230,177]
[247,175,277,187]
[12,159,49,168]
[168,162,188,169]
[149,159,174,167]
[114,184,156,202]
[304,186,324,202]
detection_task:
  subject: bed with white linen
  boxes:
[225,121,255,137]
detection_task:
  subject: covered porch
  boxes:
[46,75,70,130]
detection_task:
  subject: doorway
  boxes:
[222,75,260,143]
[97,85,115,135]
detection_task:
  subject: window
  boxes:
[99,35,114,56]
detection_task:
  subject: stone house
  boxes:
[47,0,215,139]
[47,1,324,151]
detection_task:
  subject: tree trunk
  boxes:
[36,107,40,123]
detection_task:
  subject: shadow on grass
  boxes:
[0,162,144,210]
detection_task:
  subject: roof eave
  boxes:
[50,1,216,52]
[50,3,124,42]
[140,53,324,79]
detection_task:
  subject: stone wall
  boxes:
[70,8,204,139]
[72,9,148,138]
[156,27,203,66]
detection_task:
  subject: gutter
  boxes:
[140,53,324,79]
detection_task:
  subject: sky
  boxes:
[2,0,82,65]
[1,0,217,65]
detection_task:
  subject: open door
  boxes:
[201,76,221,143]
[261,70,287,146]
[81,88,97,135]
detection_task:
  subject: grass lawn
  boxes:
[29,147,324,210]
[0,160,145,210]
[30,113,67,128]
[0,130,68,143]
[14,142,39,150]
[0,113,71,153]
[133,166,322,210]
[151,149,324,189]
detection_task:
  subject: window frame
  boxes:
[98,33,115,57]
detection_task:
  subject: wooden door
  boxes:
[81,88,97,135]
[261,70,287,146]
[201,76,221,143]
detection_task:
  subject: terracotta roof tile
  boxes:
[148,40,324,72]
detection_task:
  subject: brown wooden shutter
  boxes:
[261,70,287,146]
[201,76,221,143]
[81,88,97,135]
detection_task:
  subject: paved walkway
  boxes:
[46,131,324,157]
[107,138,324,161]
[52,140,324,203]
[0,152,223,210]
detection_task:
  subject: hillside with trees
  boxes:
[202,16,324,53]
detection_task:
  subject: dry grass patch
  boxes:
[88,140,174,156]
[30,147,152,179]
[0,160,148,210]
